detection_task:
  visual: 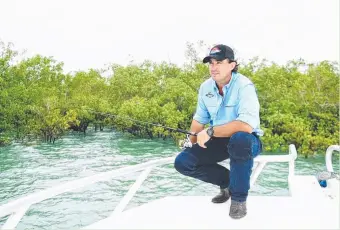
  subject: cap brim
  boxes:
[202,55,226,63]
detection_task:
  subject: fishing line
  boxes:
[84,108,197,136]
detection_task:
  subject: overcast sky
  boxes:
[0,0,339,73]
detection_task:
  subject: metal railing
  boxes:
[325,145,340,173]
[0,144,298,230]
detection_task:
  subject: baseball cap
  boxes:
[203,44,235,63]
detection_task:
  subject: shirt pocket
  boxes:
[224,100,238,120]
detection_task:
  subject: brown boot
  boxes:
[211,188,231,203]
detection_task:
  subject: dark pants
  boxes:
[174,131,262,202]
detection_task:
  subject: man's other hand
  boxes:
[197,128,211,148]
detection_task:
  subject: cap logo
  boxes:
[210,47,220,55]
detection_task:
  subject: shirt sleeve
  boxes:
[236,84,260,129]
[193,86,210,125]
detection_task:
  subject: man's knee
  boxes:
[174,151,197,175]
[228,131,254,161]
[174,153,185,173]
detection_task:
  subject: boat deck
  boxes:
[84,176,339,229]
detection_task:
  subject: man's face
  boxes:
[209,58,235,82]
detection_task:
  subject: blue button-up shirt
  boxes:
[193,72,264,136]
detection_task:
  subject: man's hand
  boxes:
[197,128,211,148]
[179,134,194,149]
[189,120,205,144]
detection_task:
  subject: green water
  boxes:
[0,130,338,229]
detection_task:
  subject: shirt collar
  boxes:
[212,72,237,92]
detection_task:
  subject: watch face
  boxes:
[208,127,213,136]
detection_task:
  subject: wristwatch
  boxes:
[207,126,214,137]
